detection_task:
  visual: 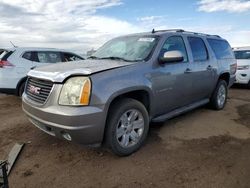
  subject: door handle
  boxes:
[207,65,213,70]
[184,68,192,74]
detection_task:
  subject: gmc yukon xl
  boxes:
[22,29,236,156]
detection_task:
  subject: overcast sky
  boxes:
[0,0,250,54]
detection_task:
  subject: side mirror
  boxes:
[159,50,184,64]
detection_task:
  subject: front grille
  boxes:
[26,77,53,104]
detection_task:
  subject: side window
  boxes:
[36,51,62,63]
[22,52,32,61]
[160,36,188,62]
[63,53,83,62]
[207,39,234,60]
[188,37,208,62]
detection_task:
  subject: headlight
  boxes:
[237,65,250,70]
[59,77,91,106]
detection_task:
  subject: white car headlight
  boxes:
[59,77,91,106]
[237,65,250,70]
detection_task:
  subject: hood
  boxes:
[28,59,133,82]
[236,59,250,66]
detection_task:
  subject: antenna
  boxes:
[10,41,17,48]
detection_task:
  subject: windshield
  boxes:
[234,50,250,60]
[91,35,158,62]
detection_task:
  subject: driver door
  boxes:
[153,36,194,115]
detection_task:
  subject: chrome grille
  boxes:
[26,77,53,104]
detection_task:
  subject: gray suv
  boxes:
[22,29,236,156]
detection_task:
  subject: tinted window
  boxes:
[234,50,250,60]
[22,52,32,61]
[1,51,14,61]
[35,51,62,63]
[207,39,234,60]
[160,36,188,62]
[63,53,83,62]
[188,37,208,62]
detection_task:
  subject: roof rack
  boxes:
[181,30,221,38]
[151,29,221,38]
[152,29,184,33]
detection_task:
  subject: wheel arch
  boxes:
[105,88,152,116]
[16,76,27,96]
[101,88,152,143]
[218,72,230,86]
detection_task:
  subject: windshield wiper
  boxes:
[100,56,135,62]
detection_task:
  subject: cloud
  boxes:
[0,0,249,54]
[224,30,250,47]
[198,0,250,13]
[0,0,140,53]
[137,16,165,23]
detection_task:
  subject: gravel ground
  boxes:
[0,87,250,188]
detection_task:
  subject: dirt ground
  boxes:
[0,87,250,188]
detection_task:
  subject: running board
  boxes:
[152,99,209,123]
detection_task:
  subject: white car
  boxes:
[0,47,84,96]
[233,47,250,88]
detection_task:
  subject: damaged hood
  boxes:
[28,59,133,82]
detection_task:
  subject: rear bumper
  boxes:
[22,94,106,146]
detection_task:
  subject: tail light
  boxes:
[0,60,14,68]
[230,63,237,74]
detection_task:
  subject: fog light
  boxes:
[62,132,72,141]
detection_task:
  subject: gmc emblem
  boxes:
[29,85,41,95]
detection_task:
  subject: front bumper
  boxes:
[235,70,250,84]
[22,93,106,146]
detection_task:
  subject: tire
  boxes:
[18,82,26,97]
[209,80,228,110]
[247,81,250,89]
[105,98,149,156]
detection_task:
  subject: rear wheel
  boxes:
[209,80,228,110]
[105,98,149,156]
[18,82,25,97]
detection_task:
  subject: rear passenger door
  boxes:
[187,37,216,101]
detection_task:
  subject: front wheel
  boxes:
[105,98,149,156]
[209,80,228,110]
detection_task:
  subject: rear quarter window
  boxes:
[207,39,234,60]
[22,52,32,61]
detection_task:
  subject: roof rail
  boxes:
[181,30,221,38]
[152,29,184,33]
[151,29,221,38]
